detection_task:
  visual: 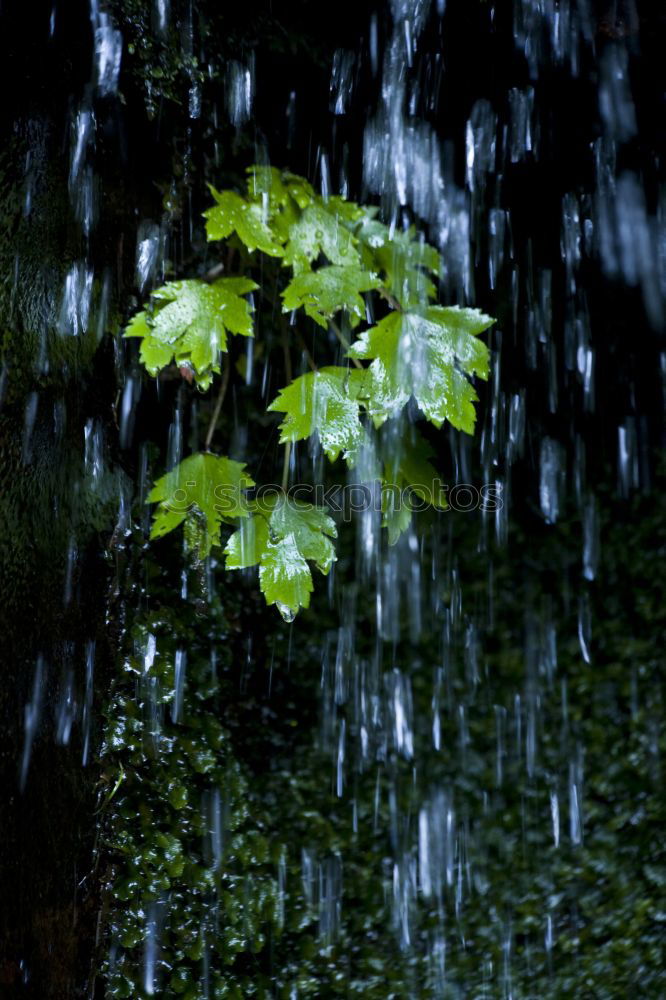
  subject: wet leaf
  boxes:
[353,214,441,306]
[226,497,337,616]
[124,278,257,386]
[282,265,380,327]
[224,514,270,569]
[268,367,364,460]
[259,536,314,614]
[269,498,337,574]
[283,202,360,271]
[349,306,493,432]
[148,453,254,558]
[204,187,284,256]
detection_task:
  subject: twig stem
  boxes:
[330,320,363,369]
[204,362,230,451]
[281,442,291,492]
[280,320,294,490]
[378,287,402,311]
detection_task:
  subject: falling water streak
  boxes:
[63,539,78,606]
[210,787,223,871]
[362,0,473,296]
[550,789,560,848]
[22,392,39,464]
[84,418,105,489]
[82,641,95,766]
[55,664,76,746]
[336,718,346,797]
[171,648,187,723]
[166,401,183,471]
[58,263,95,336]
[119,373,142,451]
[20,657,46,791]
[318,853,342,944]
[154,0,169,34]
[539,438,564,524]
[88,0,122,92]
[569,780,581,846]
[330,50,355,115]
[135,221,162,293]
[143,901,160,995]
[578,594,592,664]
[226,58,255,126]
[69,108,94,194]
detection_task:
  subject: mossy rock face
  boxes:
[108,0,341,118]
[0,124,113,406]
[0,95,134,629]
[0,98,127,1000]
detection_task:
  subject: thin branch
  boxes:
[203,262,225,282]
[378,286,402,312]
[281,441,291,493]
[280,319,293,384]
[280,319,293,490]
[330,319,363,369]
[204,252,246,450]
[295,330,318,372]
[204,362,230,451]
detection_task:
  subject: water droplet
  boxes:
[277,602,297,623]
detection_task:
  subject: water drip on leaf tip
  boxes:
[276,601,297,623]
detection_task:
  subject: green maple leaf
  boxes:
[224,514,270,569]
[204,187,284,256]
[259,537,313,619]
[152,277,256,345]
[349,306,493,433]
[124,278,257,387]
[124,311,151,338]
[139,337,174,374]
[282,266,380,328]
[124,311,174,375]
[225,496,337,618]
[375,230,441,307]
[355,217,441,307]
[283,172,316,210]
[247,163,317,211]
[269,499,337,573]
[245,167,316,213]
[283,202,360,271]
[148,453,254,558]
[268,366,364,461]
[246,165,290,206]
[125,311,173,376]
[245,166,302,243]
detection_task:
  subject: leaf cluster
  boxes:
[124,165,494,616]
